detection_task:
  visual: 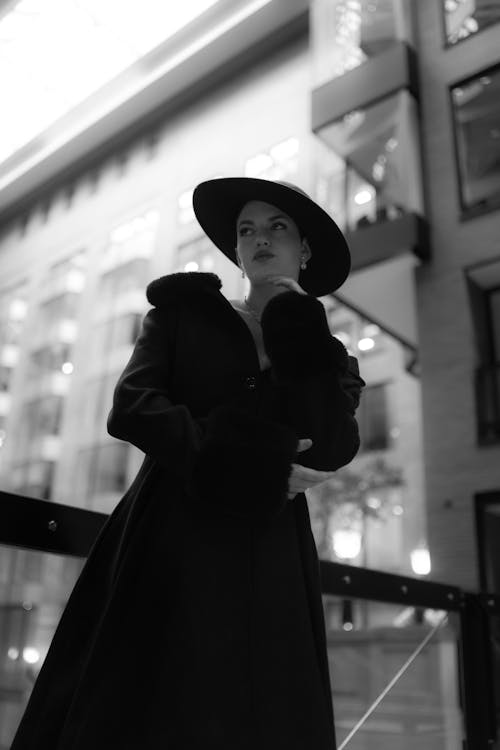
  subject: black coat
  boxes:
[11,272,363,750]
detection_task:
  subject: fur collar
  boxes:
[146,272,223,307]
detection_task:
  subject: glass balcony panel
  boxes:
[323,595,463,748]
[0,545,85,748]
[443,0,500,46]
[316,90,423,231]
[311,0,415,89]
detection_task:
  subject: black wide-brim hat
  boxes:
[192,177,351,297]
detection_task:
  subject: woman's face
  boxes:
[235,200,310,284]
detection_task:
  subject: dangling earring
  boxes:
[241,269,245,278]
[300,257,307,270]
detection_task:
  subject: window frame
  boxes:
[449,62,500,221]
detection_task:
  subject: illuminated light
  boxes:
[354,190,373,206]
[385,137,398,152]
[184,261,199,272]
[22,601,33,611]
[392,505,404,516]
[61,362,73,375]
[372,162,385,181]
[8,647,19,660]
[332,529,361,560]
[480,76,491,86]
[357,337,375,351]
[23,647,40,664]
[362,323,380,337]
[342,622,353,631]
[464,16,478,32]
[8,298,28,321]
[425,609,447,626]
[411,547,431,576]
[366,496,381,510]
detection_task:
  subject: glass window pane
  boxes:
[443,0,500,46]
[323,595,463,748]
[311,0,415,88]
[451,66,500,214]
[0,546,85,748]
[316,91,423,230]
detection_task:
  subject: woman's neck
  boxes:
[244,283,285,317]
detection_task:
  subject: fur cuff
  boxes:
[261,291,349,382]
[191,405,298,523]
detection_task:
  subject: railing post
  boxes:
[459,592,497,748]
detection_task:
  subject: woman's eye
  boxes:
[238,227,253,236]
[272,221,287,230]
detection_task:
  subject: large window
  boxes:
[314,91,423,231]
[75,442,129,505]
[451,65,500,217]
[465,259,500,444]
[311,0,415,88]
[442,0,500,46]
[244,137,300,181]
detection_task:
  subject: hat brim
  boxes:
[192,177,351,296]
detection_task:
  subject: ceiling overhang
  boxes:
[0,0,309,226]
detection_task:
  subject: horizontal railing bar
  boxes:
[0,490,493,613]
[320,559,463,611]
[0,490,107,558]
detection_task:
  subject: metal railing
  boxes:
[1,489,499,748]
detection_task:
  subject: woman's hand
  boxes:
[288,438,336,499]
[269,275,307,295]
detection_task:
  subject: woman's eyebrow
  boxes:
[238,214,289,226]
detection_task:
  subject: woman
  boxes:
[11,178,364,750]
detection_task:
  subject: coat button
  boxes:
[245,376,257,390]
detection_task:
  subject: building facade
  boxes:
[0,0,499,745]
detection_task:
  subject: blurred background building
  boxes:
[0,0,499,746]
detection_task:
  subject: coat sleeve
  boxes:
[261,291,365,471]
[106,306,205,481]
[107,305,298,523]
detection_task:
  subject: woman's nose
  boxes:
[256,231,270,246]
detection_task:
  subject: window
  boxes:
[311,0,415,88]
[101,210,158,272]
[175,235,217,274]
[11,460,55,500]
[442,0,500,46]
[98,258,151,302]
[244,137,299,181]
[358,382,390,451]
[75,442,129,503]
[465,259,500,443]
[451,65,500,217]
[92,313,142,361]
[315,91,423,231]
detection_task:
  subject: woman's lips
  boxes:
[253,252,275,261]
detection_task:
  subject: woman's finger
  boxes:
[290,464,336,483]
